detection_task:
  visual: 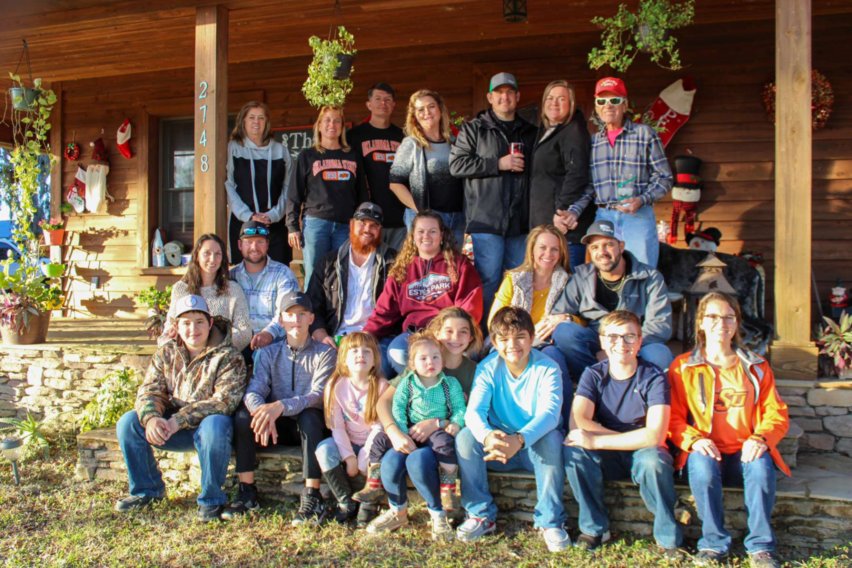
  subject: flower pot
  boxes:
[43,229,65,246]
[40,262,66,278]
[9,87,39,111]
[0,310,51,345]
[635,23,669,54]
[334,53,354,80]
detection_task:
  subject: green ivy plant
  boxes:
[137,285,172,338]
[301,26,357,109]
[1,413,50,462]
[588,0,695,73]
[79,368,139,432]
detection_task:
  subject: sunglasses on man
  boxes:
[595,97,625,106]
[242,226,270,237]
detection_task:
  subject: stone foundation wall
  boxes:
[76,429,851,560]
[0,344,151,430]
[777,379,852,457]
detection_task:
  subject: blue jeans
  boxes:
[381,446,442,512]
[315,437,363,472]
[301,215,349,290]
[552,321,674,379]
[456,427,566,528]
[595,205,660,268]
[539,344,573,429]
[564,445,682,549]
[470,233,527,319]
[404,208,466,250]
[568,243,587,272]
[116,410,232,507]
[687,451,777,554]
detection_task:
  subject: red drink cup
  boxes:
[510,142,524,155]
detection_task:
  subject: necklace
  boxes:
[598,272,626,293]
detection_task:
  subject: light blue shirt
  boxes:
[230,259,299,338]
[465,349,563,447]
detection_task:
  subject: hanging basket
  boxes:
[9,86,39,111]
[334,54,355,80]
[43,229,65,246]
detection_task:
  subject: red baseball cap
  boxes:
[594,77,628,98]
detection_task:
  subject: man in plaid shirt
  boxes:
[229,220,300,360]
[587,77,672,268]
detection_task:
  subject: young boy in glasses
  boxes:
[563,309,683,555]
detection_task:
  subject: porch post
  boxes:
[771,0,817,379]
[193,5,228,240]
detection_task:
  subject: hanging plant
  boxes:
[588,0,695,73]
[762,70,834,130]
[301,26,357,109]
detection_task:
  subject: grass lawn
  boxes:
[0,447,849,567]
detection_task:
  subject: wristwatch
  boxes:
[438,419,449,428]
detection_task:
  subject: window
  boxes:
[159,118,195,249]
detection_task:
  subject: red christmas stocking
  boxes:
[643,77,697,147]
[66,165,87,213]
[669,200,698,244]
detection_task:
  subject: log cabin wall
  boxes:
[57,14,850,320]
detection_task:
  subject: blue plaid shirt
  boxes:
[590,120,672,207]
[230,259,299,338]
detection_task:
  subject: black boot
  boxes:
[356,502,379,529]
[322,464,357,524]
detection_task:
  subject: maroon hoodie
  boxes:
[363,254,483,338]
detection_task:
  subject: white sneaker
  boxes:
[366,508,408,534]
[429,510,454,542]
[541,526,572,552]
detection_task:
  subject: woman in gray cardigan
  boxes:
[389,89,465,247]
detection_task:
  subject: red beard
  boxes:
[350,226,381,256]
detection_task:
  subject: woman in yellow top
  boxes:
[487,224,574,426]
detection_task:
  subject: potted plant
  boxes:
[38,216,65,246]
[301,25,357,109]
[0,259,63,345]
[39,260,66,278]
[137,284,173,339]
[8,74,40,112]
[817,313,852,379]
[588,0,695,73]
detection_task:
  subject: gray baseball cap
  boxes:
[174,294,211,317]
[489,72,518,92]
[581,220,621,245]
[280,291,313,313]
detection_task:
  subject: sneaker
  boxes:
[366,508,408,534]
[429,511,454,542]
[658,546,689,560]
[541,526,571,552]
[221,482,260,520]
[333,500,359,524]
[574,531,611,551]
[291,489,327,526]
[114,495,162,513]
[694,549,729,566]
[455,517,496,542]
[197,504,224,523]
[749,551,781,568]
[356,503,379,529]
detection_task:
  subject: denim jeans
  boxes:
[301,215,349,290]
[384,331,413,376]
[315,437,363,472]
[564,445,682,549]
[116,410,232,507]
[552,321,674,379]
[687,451,778,554]
[404,208,466,251]
[469,233,528,319]
[539,344,573,429]
[456,427,566,528]
[381,446,443,512]
[568,243,587,272]
[595,205,660,268]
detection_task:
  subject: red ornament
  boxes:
[64,142,81,161]
[762,70,834,130]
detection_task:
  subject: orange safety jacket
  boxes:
[668,347,791,476]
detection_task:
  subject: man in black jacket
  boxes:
[306,202,397,357]
[449,72,537,317]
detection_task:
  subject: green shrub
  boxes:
[79,368,139,432]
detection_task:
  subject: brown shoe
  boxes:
[352,463,384,503]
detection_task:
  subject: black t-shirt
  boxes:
[285,147,364,231]
[347,122,405,228]
[594,256,631,312]
[424,141,464,213]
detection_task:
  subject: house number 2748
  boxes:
[198,81,209,173]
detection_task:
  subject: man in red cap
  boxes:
[569,77,672,269]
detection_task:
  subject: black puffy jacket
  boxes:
[449,110,537,236]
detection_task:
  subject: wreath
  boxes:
[64,142,81,161]
[762,70,833,130]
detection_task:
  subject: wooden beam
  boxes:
[49,82,63,219]
[136,110,151,269]
[771,0,818,379]
[193,4,228,240]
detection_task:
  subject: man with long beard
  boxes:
[306,202,398,349]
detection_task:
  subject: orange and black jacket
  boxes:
[668,347,791,476]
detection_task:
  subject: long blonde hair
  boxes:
[312,106,350,153]
[389,210,460,284]
[404,89,452,149]
[540,80,577,129]
[512,224,571,274]
[323,332,383,427]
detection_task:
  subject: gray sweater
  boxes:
[243,337,336,416]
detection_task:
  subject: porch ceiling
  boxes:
[2,0,844,85]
